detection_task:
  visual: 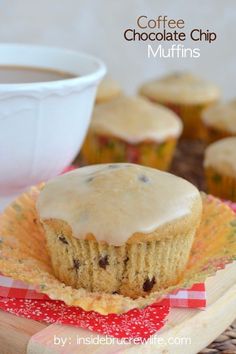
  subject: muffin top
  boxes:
[96,76,122,104]
[204,137,236,177]
[139,72,220,105]
[90,96,183,143]
[37,163,201,246]
[202,99,236,133]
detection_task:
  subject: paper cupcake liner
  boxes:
[43,221,194,299]
[0,188,235,314]
[203,124,234,144]
[163,101,217,140]
[205,167,236,202]
[81,134,177,170]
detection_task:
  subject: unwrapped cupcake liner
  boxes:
[0,187,235,314]
[0,273,206,308]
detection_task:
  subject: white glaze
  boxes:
[96,76,121,103]
[37,163,201,246]
[202,99,236,133]
[91,96,183,143]
[140,72,220,104]
[204,137,236,177]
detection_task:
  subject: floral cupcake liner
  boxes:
[163,101,218,140]
[81,134,177,170]
[203,125,235,144]
[205,167,236,202]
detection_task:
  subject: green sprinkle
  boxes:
[230,220,236,228]
[156,143,166,157]
[12,203,22,212]
[107,140,115,149]
[116,154,125,162]
[212,173,222,183]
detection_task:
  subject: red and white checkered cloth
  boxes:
[0,273,205,340]
[0,274,206,308]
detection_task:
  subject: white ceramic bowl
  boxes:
[0,44,106,211]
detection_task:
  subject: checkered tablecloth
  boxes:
[0,274,206,308]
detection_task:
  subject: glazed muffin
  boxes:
[96,76,122,104]
[202,99,236,143]
[139,72,220,139]
[81,96,182,170]
[204,137,236,201]
[36,163,202,299]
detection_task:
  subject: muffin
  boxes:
[36,163,202,299]
[204,137,236,201]
[81,96,183,170]
[96,76,122,104]
[202,99,236,143]
[139,72,220,139]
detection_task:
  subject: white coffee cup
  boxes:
[0,44,106,211]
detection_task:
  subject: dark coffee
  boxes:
[0,65,75,84]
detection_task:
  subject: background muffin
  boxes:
[81,96,182,170]
[139,72,220,139]
[204,137,236,201]
[96,76,122,104]
[37,164,202,299]
[202,99,236,143]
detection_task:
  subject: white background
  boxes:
[0,0,235,98]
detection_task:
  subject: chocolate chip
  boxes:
[138,174,149,183]
[58,235,68,245]
[112,291,119,294]
[143,277,156,292]
[98,255,109,269]
[73,259,80,270]
[108,164,119,169]
[86,176,94,182]
[124,257,129,265]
